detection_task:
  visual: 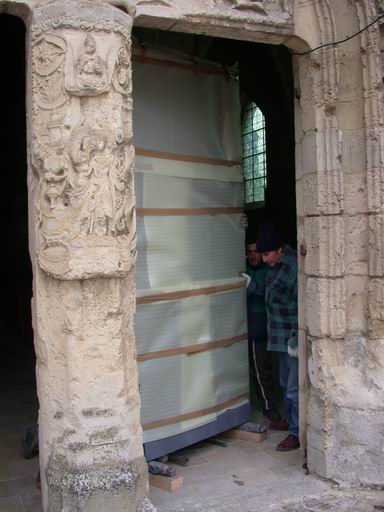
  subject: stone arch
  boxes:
[0,1,31,21]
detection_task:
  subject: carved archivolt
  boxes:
[133,0,292,21]
[31,13,136,280]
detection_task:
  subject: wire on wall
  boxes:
[291,13,384,56]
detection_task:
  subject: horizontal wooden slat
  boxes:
[133,54,227,77]
[142,393,249,431]
[137,207,242,217]
[135,147,241,167]
[137,333,247,362]
[136,281,244,305]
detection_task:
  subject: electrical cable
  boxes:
[291,12,384,56]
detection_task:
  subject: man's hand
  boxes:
[241,273,251,288]
[288,345,298,358]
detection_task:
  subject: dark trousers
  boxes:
[248,338,277,415]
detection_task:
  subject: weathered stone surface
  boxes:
[326,405,384,486]
[302,170,344,216]
[46,456,149,511]
[307,338,344,392]
[306,278,345,339]
[369,214,384,276]
[304,216,344,277]
[30,0,137,280]
[341,129,368,175]
[344,215,368,275]
[368,278,384,337]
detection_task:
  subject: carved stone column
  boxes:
[28,1,154,510]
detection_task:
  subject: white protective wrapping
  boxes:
[133,44,248,447]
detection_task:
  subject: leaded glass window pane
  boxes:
[242,102,267,206]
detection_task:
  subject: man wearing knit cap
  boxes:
[244,222,299,451]
[245,240,284,429]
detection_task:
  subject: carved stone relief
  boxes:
[211,0,292,16]
[33,33,68,109]
[31,21,136,280]
[133,0,292,22]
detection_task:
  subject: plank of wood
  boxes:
[149,473,183,492]
[220,429,267,443]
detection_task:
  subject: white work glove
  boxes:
[288,345,298,358]
[242,273,251,288]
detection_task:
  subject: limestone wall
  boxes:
[295,0,384,487]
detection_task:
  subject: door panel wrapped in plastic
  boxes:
[133,45,249,460]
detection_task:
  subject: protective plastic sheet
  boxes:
[135,169,243,210]
[135,289,247,356]
[135,155,242,183]
[137,214,244,292]
[133,45,248,452]
[132,47,242,161]
[140,342,249,443]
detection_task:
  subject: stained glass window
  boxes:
[242,102,266,206]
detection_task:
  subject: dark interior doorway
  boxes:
[0,14,39,499]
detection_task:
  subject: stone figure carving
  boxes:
[32,33,68,109]
[31,25,136,279]
[112,45,131,95]
[69,126,115,236]
[77,34,108,90]
[32,119,135,278]
[66,34,110,96]
[35,153,69,210]
[32,151,71,264]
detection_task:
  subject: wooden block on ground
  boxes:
[149,473,183,492]
[220,429,267,443]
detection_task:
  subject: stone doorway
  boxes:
[131,24,298,454]
[1,0,383,509]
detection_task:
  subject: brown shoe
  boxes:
[269,419,289,431]
[276,434,300,452]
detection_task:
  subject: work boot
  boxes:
[269,419,289,431]
[276,434,300,452]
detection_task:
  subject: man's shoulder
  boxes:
[283,245,297,264]
[280,245,297,276]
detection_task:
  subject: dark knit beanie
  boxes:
[257,222,283,252]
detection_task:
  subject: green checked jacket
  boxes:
[247,245,298,353]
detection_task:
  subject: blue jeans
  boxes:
[278,352,299,438]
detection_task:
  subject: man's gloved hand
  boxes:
[287,345,298,358]
[287,332,298,358]
[241,273,251,288]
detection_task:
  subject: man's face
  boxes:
[247,243,262,267]
[261,248,282,267]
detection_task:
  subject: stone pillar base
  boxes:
[45,456,155,512]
